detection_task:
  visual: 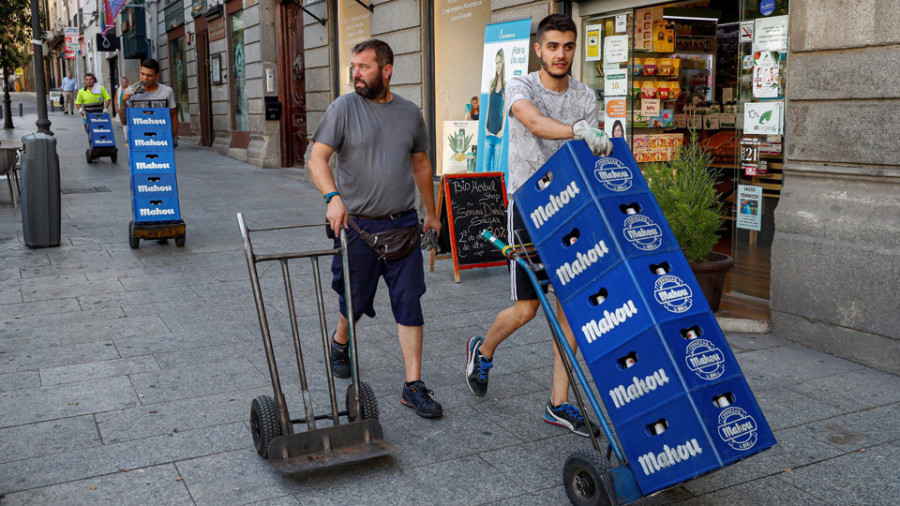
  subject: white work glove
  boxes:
[572,119,613,157]
[126,81,146,96]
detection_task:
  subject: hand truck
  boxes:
[237,213,396,473]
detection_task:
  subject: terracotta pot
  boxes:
[690,252,734,313]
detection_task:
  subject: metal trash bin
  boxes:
[20,133,61,248]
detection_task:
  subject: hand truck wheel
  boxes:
[128,221,140,249]
[250,395,283,459]
[563,449,618,506]
[346,382,379,421]
[85,149,93,163]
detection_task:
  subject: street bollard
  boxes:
[19,103,24,116]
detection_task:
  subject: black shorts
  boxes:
[507,202,549,301]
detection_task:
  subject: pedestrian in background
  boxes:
[465,13,613,437]
[308,39,444,419]
[61,72,78,115]
[116,77,129,118]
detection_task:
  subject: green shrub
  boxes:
[642,131,724,264]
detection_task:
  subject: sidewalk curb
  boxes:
[716,316,770,334]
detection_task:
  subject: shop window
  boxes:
[230,10,248,131]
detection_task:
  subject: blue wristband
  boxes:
[324,191,340,204]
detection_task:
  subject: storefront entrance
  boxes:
[575,0,789,312]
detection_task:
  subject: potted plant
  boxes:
[642,130,734,312]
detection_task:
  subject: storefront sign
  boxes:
[743,102,783,135]
[759,0,775,16]
[604,68,627,97]
[209,17,225,41]
[64,27,79,59]
[605,98,627,142]
[752,51,780,98]
[443,121,479,174]
[615,15,626,33]
[585,25,601,62]
[753,15,788,53]
[740,21,753,43]
[476,18,531,181]
[737,185,763,231]
[604,35,629,63]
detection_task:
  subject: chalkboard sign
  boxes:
[430,173,508,282]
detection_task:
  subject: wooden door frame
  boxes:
[195,15,213,146]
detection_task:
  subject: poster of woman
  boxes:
[476,19,531,178]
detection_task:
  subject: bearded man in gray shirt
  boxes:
[465,14,613,436]
[308,39,443,419]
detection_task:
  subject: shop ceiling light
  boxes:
[662,7,720,22]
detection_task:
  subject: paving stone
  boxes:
[0,376,138,428]
[96,387,270,444]
[0,342,120,375]
[478,434,599,493]
[0,422,246,494]
[790,368,900,411]
[486,487,571,506]
[130,357,269,405]
[1,463,193,505]
[113,322,256,358]
[734,343,866,390]
[724,332,787,353]
[774,440,900,505]
[0,370,40,393]
[752,386,845,431]
[683,474,827,505]
[0,415,102,463]
[19,277,124,302]
[803,402,900,452]
[40,356,160,386]
[78,286,201,312]
[12,313,169,351]
[0,297,82,317]
[682,425,844,496]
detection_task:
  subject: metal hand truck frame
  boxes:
[483,230,643,505]
[238,213,396,473]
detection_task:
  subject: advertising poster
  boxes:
[604,65,627,97]
[64,27,79,59]
[585,25,602,62]
[442,121,479,174]
[476,18,531,180]
[434,0,492,175]
[743,101,783,135]
[604,35,629,63]
[752,51,780,98]
[737,185,763,231]
[604,98,627,142]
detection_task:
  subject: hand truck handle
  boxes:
[481,230,516,259]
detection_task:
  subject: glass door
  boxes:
[581,12,634,142]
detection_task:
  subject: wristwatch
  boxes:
[324,191,340,204]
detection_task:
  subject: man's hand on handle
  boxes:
[326,196,348,235]
[572,119,613,157]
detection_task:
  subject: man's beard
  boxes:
[541,57,570,78]
[355,77,386,100]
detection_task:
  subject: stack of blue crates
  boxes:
[86,112,116,149]
[514,139,775,495]
[126,108,182,224]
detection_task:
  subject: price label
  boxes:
[740,137,759,164]
[743,164,758,176]
[641,99,660,117]
[604,69,627,97]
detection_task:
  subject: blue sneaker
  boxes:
[401,381,443,418]
[544,401,595,438]
[466,336,493,396]
[330,339,351,379]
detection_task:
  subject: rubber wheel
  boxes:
[111,153,117,163]
[250,395,283,459]
[563,449,615,506]
[128,221,139,249]
[175,235,185,247]
[85,149,93,163]
[346,381,379,421]
[158,238,169,244]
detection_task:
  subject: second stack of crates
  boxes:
[513,139,775,495]
[126,108,181,224]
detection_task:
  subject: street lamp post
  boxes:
[30,0,52,135]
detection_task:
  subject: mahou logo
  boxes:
[717,406,759,451]
[653,275,693,313]
[593,158,633,192]
[623,214,663,251]
[685,339,726,380]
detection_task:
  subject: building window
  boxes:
[230,10,248,131]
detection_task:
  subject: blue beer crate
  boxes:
[561,264,655,365]
[86,113,116,148]
[616,394,720,495]
[534,205,623,304]
[587,327,684,427]
[133,195,182,223]
[658,313,743,391]
[132,172,180,200]
[126,108,173,151]
[596,192,680,259]
[689,376,776,466]
[129,151,176,175]
[629,252,711,322]
[584,139,651,199]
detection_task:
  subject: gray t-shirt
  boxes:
[506,72,599,194]
[313,92,429,216]
[127,83,176,109]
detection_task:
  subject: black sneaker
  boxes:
[330,338,351,379]
[401,381,443,418]
[543,401,596,438]
[465,336,493,396]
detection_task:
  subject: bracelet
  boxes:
[324,191,340,204]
